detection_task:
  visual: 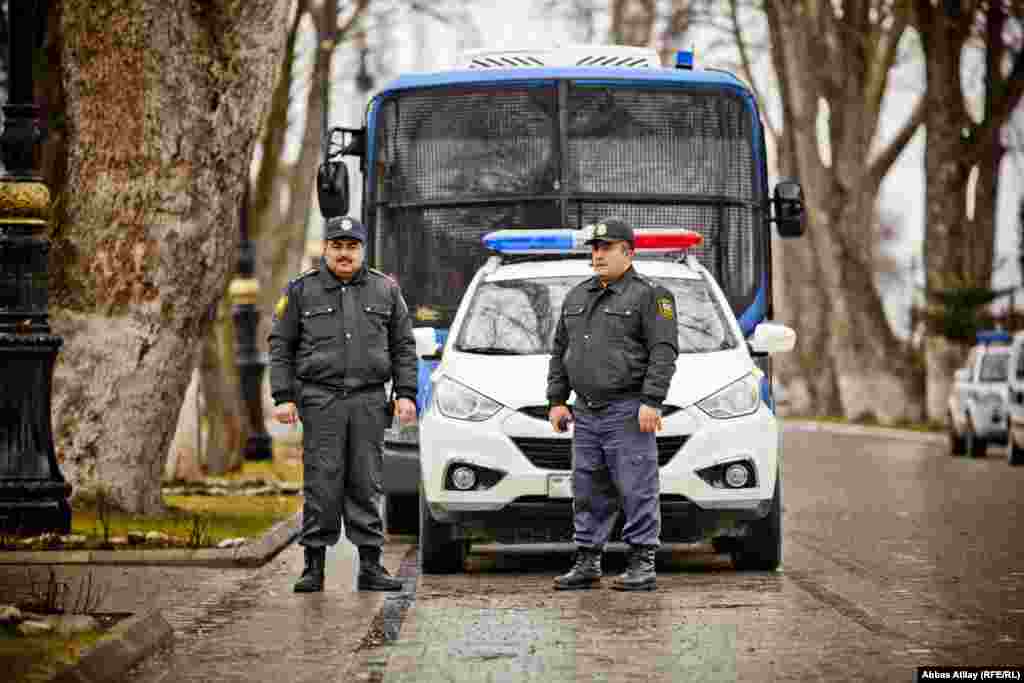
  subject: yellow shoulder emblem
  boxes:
[274,295,289,318]
[656,297,674,320]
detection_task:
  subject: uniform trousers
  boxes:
[297,383,391,548]
[571,398,661,548]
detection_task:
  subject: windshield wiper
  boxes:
[457,346,529,355]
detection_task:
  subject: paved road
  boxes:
[125,425,1022,682]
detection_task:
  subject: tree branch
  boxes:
[866,94,926,192]
[728,0,778,140]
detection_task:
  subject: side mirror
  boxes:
[317,161,350,219]
[748,322,797,355]
[413,327,442,361]
[773,179,805,238]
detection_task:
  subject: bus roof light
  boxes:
[676,50,694,70]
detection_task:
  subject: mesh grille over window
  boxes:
[371,82,762,327]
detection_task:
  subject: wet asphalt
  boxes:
[118,426,1023,682]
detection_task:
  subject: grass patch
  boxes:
[0,627,106,683]
[220,458,303,483]
[64,495,302,547]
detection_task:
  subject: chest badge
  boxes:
[656,297,675,320]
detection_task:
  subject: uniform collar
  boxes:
[586,266,637,294]
[319,257,367,289]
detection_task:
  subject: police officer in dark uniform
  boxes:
[269,215,418,593]
[547,217,679,591]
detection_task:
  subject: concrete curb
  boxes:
[0,510,302,567]
[784,419,947,446]
[49,608,173,683]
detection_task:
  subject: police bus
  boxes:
[316,45,805,527]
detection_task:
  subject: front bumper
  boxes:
[419,401,780,543]
[970,401,1009,442]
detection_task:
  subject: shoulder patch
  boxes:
[656,297,675,321]
[274,294,289,318]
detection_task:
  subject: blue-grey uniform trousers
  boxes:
[297,384,390,549]
[572,398,660,548]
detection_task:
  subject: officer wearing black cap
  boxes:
[269,215,418,593]
[547,217,679,591]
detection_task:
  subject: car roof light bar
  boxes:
[481,227,704,254]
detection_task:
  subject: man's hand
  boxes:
[274,402,299,425]
[638,405,663,433]
[396,397,417,426]
[549,405,572,433]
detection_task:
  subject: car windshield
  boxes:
[979,353,1009,382]
[455,275,736,355]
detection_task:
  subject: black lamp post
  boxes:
[0,1,71,534]
[229,182,272,461]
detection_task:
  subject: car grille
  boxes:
[517,404,683,422]
[511,435,689,470]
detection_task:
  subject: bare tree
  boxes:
[48,1,291,513]
[755,1,926,423]
[913,0,1024,422]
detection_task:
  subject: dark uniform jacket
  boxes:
[547,266,679,410]
[268,259,418,405]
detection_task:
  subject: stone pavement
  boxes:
[126,539,415,682]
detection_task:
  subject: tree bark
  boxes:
[764,0,925,423]
[49,1,291,513]
[914,0,1024,423]
[199,303,243,476]
[609,0,657,46]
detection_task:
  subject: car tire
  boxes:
[965,419,988,458]
[949,414,965,456]
[385,494,419,536]
[732,476,782,572]
[1009,432,1024,466]
[418,486,465,574]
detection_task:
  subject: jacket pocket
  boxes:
[302,306,337,341]
[601,306,636,343]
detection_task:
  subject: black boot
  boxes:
[357,546,403,591]
[553,546,603,590]
[612,545,656,591]
[294,546,326,593]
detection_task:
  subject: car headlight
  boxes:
[696,374,761,419]
[434,376,503,421]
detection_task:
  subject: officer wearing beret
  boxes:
[547,217,679,591]
[269,215,418,592]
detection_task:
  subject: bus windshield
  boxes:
[370,82,763,328]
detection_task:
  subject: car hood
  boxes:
[439,348,754,410]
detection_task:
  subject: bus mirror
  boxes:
[773,179,805,238]
[317,161,350,219]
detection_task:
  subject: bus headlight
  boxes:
[697,374,760,419]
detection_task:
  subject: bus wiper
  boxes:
[457,346,528,355]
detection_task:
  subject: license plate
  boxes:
[547,473,573,499]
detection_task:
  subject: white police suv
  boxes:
[417,228,796,573]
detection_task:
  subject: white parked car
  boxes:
[948,333,1011,458]
[1002,332,1024,466]
[417,240,796,574]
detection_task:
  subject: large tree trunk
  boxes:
[914,1,1023,424]
[49,1,290,513]
[765,1,925,423]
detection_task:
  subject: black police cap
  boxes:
[324,216,367,243]
[584,217,634,245]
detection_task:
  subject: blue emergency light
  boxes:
[976,329,1012,345]
[676,50,694,70]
